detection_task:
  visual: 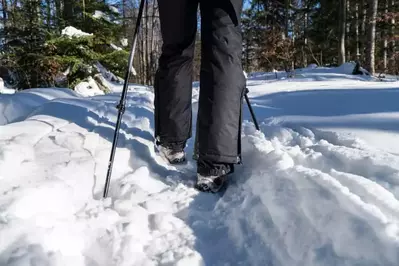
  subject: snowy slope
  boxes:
[0,88,79,125]
[1,68,399,266]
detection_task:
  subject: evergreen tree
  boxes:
[0,0,128,89]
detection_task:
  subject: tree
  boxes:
[365,0,378,75]
[0,0,129,89]
[338,0,346,64]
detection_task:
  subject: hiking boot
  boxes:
[195,172,230,193]
[195,158,234,192]
[157,145,186,164]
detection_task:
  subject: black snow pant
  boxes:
[154,0,246,176]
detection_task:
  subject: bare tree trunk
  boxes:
[355,2,360,60]
[82,0,85,21]
[346,0,351,61]
[338,0,346,65]
[1,0,7,24]
[145,0,149,84]
[383,0,388,71]
[366,0,378,75]
[388,0,396,72]
[46,0,51,28]
[63,0,74,26]
[55,0,61,31]
[122,0,127,34]
[284,0,289,39]
[149,0,157,85]
[36,0,41,24]
[361,0,367,61]
[321,50,323,65]
[1,0,7,46]
[303,0,308,67]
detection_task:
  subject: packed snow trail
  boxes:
[1,73,399,265]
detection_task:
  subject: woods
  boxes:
[0,0,398,90]
[242,0,398,75]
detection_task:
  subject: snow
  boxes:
[0,88,78,125]
[110,6,119,14]
[61,26,92,38]
[1,65,399,265]
[120,38,128,47]
[74,76,105,97]
[93,10,111,22]
[0,78,15,94]
[110,43,123,51]
[94,62,123,85]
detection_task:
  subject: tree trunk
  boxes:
[145,0,149,84]
[122,0,127,34]
[355,2,360,60]
[55,0,61,31]
[63,0,74,26]
[360,0,367,61]
[82,0,85,21]
[36,0,41,24]
[338,0,347,65]
[365,0,378,75]
[149,0,157,84]
[1,0,7,24]
[284,0,289,39]
[388,0,396,72]
[303,0,308,67]
[46,0,51,28]
[383,0,388,71]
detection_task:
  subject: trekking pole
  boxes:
[244,87,260,131]
[103,0,146,198]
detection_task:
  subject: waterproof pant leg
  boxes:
[154,0,199,150]
[196,0,246,174]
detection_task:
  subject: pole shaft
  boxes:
[244,89,260,131]
[103,0,146,198]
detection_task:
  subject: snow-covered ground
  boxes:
[1,65,399,266]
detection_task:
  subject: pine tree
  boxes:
[0,0,128,89]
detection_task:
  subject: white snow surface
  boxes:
[0,78,15,95]
[120,38,128,47]
[111,43,123,51]
[110,6,119,14]
[93,10,111,22]
[74,77,105,97]
[1,66,399,265]
[61,26,93,38]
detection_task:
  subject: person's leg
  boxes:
[154,0,199,158]
[196,0,246,179]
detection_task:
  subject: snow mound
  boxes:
[74,76,105,97]
[336,62,363,74]
[248,62,376,82]
[61,26,92,38]
[307,63,318,69]
[0,88,79,125]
